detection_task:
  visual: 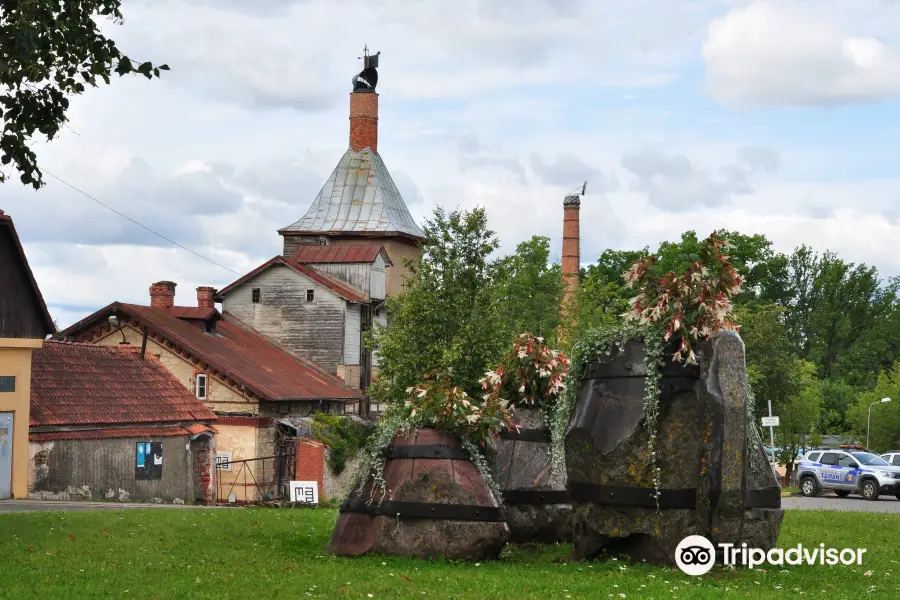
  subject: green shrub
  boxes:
[308,414,373,475]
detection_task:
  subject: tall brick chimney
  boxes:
[149,281,177,309]
[561,185,584,309]
[349,47,380,153]
[349,92,378,153]
[196,286,216,309]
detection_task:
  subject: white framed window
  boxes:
[305,288,315,303]
[195,373,208,399]
[215,451,233,471]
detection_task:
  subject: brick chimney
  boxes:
[349,91,378,153]
[196,286,216,309]
[562,190,582,309]
[149,281,177,309]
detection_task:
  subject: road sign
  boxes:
[761,416,780,427]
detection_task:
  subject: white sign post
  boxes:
[761,416,780,427]
[289,480,319,505]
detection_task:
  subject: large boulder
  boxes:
[487,407,571,543]
[327,428,509,560]
[565,331,783,565]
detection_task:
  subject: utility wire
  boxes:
[43,169,242,276]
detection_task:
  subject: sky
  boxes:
[4,0,900,329]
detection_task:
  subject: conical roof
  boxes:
[279,148,425,240]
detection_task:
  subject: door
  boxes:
[0,413,12,499]
[817,452,845,487]
[835,454,861,489]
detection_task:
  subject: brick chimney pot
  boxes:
[196,286,217,309]
[149,281,177,309]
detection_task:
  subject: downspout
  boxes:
[139,327,149,359]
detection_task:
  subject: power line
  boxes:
[43,169,242,276]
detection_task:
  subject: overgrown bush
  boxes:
[308,414,373,475]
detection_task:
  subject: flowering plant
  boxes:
[480,334,569,421]
[404,372,516,444]
[623,232,742,363]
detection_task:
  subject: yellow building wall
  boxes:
[95,326,254,413]
[0,338,42,499]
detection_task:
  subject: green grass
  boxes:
[0,508,897,599]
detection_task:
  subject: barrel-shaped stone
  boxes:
[487,407,571,543]
[327,428,509,560]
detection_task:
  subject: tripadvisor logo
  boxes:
[675,535,867,576]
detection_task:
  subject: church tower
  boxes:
[278,49,425,297]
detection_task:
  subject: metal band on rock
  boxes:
[340,498,506,522]
[569,483,697,509]
[497,428,551,442]
[743,487,782,508]
[501,489,571,505]
[384,444,470,460]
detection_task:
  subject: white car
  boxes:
[880,451,900,467]
[796,449,900,500]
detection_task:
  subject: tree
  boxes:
[1,1,168,188]
[775,360,823,482]
[491,236,564,343]
[734,303,800,420]
[367,207,504,404]
[849,365,900,453]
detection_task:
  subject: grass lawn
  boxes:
[0,508,897,599]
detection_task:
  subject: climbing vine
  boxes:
[351,372,514,503]
[308,414,373,475]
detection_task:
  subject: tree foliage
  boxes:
[774,360,823,481]
[367,207,506,404]
[1,0,168,188]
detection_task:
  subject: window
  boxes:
[195,373,208,399]
[808,452,822,463]
[820,452,839,466]
[251,288,261,304]
[0,376,14,393]
[838,455,858,468]
[306,288,315,303]
[892,455,900,466]
[215,451,233,471]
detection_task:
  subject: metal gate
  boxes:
[0,412,13,499]
[214,444,296,504]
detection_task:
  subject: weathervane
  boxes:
[352,44,381,92]
[564,181,587,206]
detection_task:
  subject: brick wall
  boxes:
[295,440,325,500]
[349,92,378,153]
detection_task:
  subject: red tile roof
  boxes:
[30,425,216,442]
[0,210,55,336]
[57,304,361,402]
[30,341,217,427]
[217,256,368,303]
[292,244,391,265]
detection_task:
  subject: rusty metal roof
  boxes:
[278,148,425,240]
[292,244,391,266]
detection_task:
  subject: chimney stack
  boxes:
[349,91,378,153]
[196,286,217,309]
[149,281,177,309]
[562,184,584,311]
[349,47,380,153]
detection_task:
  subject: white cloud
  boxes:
[703,0,900,106]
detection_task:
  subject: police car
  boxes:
[796,448,900,500]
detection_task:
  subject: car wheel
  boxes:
[800,476,819,497]
[834,490,851,498]
[860,479,880,501]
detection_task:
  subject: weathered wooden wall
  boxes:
[343,303,361,366]
[28,436,195,502]
[222,264,346,373]
[0,226,49,339]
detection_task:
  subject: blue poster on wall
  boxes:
[136,443,145,467]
